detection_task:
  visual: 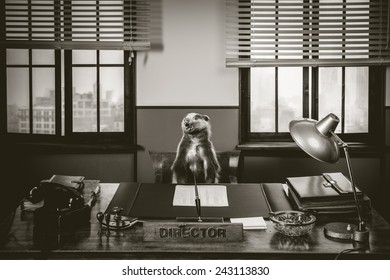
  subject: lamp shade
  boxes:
[289,113,341,163]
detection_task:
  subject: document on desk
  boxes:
[230,217,267,230]
[173,185,229,207]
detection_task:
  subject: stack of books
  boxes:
[284,172,371,222]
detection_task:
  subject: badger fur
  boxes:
[171,113,221,184]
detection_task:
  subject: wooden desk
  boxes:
[1,183,390,259]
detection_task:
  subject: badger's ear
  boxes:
[203,115,210,121]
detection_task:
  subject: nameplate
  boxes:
[143,222,243,242]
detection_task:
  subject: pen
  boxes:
[194,173,202,222]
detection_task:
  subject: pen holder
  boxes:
[176,217,224,223]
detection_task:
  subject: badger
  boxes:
[171,113,221,184]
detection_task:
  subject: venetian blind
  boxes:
[226,0,390,67]
[2,0,150,50]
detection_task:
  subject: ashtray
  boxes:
[269,210,316,237]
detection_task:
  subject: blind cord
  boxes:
[129,0,135,65]
[387,0,390,50]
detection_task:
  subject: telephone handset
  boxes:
[29,181,85,210]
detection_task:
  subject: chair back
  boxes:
[148,150,241,184]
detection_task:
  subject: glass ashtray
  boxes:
[269,210,316,237]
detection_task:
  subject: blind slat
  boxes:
[6,14,149,18]
[6,25,149,29]
[226,58,390,67]
[2,0,150,51]
[227,35,384,40]
[227,41,380,46]
[226,1,382,7]
[227,7,380,13]
[227,24,381,29]
[6,19,148,24]
[1,40,150,51]
[227,29,385,35]
[227,18,383,24]
[226,0,389,67]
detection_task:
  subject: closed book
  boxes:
[261,183,293,213]
[284,184,371,212]
[286,173,362,203]
[48,174,85,191]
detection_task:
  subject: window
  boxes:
[4,48,134,144]
[226,0,389,144]
[247,66,373,139]
[1,0,150,146]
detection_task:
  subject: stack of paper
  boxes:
[230,217,267,230]
[172,185,229,207]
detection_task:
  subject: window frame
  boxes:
[64,49,136,145]
[239,66,386,146]
[1,48,136,147]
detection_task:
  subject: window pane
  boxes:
[278,67,303,132]
[32,50,55,65]
[250,68,275,132]
[319,67,342,133]
[100,67,124,132]
[32,68,55,135]
[73,67,97,132]
[100,51,124,64]
[72,50,97,64]
[7,68,29,133]
[345,67,368,133]
[6,49,28,65]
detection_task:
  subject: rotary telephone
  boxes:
[29,179,92,249]
[29,181,85,211]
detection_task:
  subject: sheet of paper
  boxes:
[172,185,229,207]
[230,217,267,230]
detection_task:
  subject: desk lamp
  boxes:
[289,113,369,242]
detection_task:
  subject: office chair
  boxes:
[149,150,241,184]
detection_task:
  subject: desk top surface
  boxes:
[1,182,390,260]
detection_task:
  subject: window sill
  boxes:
[237,142,383,157]
[6,141,142,154]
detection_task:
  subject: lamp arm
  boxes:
[330,132,365,229]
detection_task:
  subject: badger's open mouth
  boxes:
[185,125,193,131]
[184,122,193,131]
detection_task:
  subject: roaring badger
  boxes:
[171,113,221,184]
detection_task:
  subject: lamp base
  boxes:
[324,222,369,242]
